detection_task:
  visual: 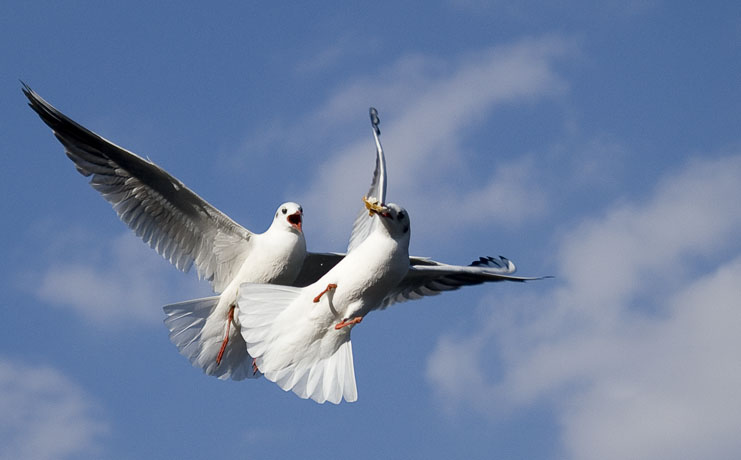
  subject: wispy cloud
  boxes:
[0,357,108,460]
[32,231,208,326]
[225,36,575,249]
[426,152,741,458]
[299,37,572,247]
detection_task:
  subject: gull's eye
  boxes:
[299,206,303,213]
[282,208,287,215]
[397,211,405,221]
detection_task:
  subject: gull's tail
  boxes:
[238,284,358,404]
[163,296,257,381]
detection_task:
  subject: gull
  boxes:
[343,107,547,310]
[238,200,411,404]
[23,84,313,380]
[236,109,549,404]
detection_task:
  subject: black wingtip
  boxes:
[369,107,380,136]
[21,82,59,127]
[20,81,50,115]
[20,80,34,101]
[470,256,505,268]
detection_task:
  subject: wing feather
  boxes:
[347,107,387,253]
[380,255,550,308]
[24,84,252,292]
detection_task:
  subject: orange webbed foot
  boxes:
[335,316,363,330]
[313,283,337,303]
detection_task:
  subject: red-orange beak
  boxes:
[287,211,302,232]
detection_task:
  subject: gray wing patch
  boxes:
[291,252,345,287]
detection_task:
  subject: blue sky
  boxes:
[2,1,741,459]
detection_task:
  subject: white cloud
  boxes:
[307,38,569,241]
[34,231,207,326]
[436,155,547,232]
[0,357,108,460]
[426,152,741,459]
[558,258,741,460]
[231,36,572,249]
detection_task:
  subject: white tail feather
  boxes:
[238,283,358,404]
[163,296,257,381]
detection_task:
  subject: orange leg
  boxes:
[252,358,259,376]
[216,304,236,366]
[313,283,337,303]
[335,316,363,330]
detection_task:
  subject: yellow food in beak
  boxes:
[363,196,389,217]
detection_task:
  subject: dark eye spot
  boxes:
[299,206,303,213]
[282,208,287,215]
[397,212,405,221]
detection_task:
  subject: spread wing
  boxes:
[379,256,551,309]
[23,83,252,293]
[347,107,386,253]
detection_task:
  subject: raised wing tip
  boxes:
[20,81,36,103]
[21,82,52,114]
[369,107,380,135]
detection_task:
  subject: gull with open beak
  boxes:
[23,84,310,380]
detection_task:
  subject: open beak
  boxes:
[287,211,302,232]
[363,196,391,218]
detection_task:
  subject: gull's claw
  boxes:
[335,316,363,330]
[313,283,337,303]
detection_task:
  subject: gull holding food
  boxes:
[23,84,310,380]
[237,109,548,403]
[343,107,547,308]
[294,107,544,298]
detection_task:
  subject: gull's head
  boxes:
[370,201,410,241]
[273,202,303,233]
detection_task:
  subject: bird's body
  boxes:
[238,203,411,403]
[313,223,409,321]
[166,203,306,379]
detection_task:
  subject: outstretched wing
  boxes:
[347,107,386,253]
[23,83,251,293]
[379,256,551,308]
